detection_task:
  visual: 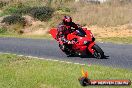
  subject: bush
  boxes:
[8,6,54,21]
[5,6,19,14]
[3,2,28,15]
[0,28,7,33]
[16,6,32,15]
[1,15,26,26]
[57,7,71,12]
[29,7,54,21]
[0,1,8,8]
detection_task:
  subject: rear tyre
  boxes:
[92,44,104,59]
[59,44,75,57]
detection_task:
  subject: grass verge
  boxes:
[98,37,132,44]
[0,53,132,88]
[0,33,52,39]
[1,33,132,44]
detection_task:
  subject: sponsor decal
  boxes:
[78,68,131,86]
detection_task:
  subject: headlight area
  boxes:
[90,33,93,38]
[90,33,95,41]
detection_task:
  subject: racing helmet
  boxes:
[63,16,72,24]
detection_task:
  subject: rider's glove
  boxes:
[68,41,72,44]
[68,40,76,44]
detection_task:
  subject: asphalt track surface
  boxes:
[0,37,132,69]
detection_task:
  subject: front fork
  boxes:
[87,42,95,54]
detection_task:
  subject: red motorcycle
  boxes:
[49,27,104,59]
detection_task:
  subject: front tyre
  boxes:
[92,44,104,59]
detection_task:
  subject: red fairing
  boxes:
[88,42,95,54]
[49,28,57,40]
[49,28,64,44]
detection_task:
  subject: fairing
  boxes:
[49,27,95,55]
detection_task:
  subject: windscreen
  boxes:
[76,28,86,37]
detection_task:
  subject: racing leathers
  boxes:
[57,22,78,43]
[57,22,78,56]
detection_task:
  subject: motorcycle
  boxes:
[49,27,104,59]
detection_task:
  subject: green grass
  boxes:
[1,33,132,44]
[98,37,132,44]
[0,53,132,88]
[0,33,52,39]
[0,12,8,17]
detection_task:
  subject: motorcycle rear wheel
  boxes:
[59,44,75,56]
[92,44,104,59]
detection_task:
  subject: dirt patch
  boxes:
[0,10,2,13]
[88,24,132,38]
[22,20,49,35]
[20,15,49,35]
[24,28,48,36]
[23,15,34,26]
[1,15,132,38]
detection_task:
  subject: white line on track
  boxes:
[65,62,72,64]
[74,63,80,65]
[0,52,91,66]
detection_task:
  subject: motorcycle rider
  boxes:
[57,16,79,56]
[56,16,98,57]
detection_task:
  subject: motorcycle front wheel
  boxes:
[92,44,104,59]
